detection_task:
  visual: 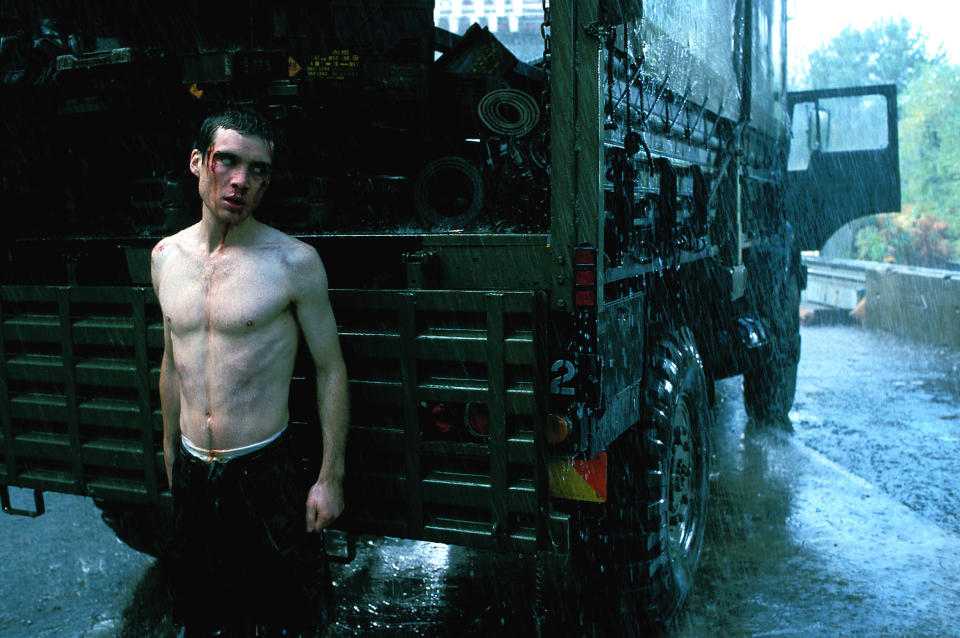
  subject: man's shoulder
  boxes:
[150,226,207,294]
[152,225,198,263]
[254,226,327,297]
[256,224,322,270]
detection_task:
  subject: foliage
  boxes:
[854,209,956,268]
[797,18,946,91]
[853,61,960,267]
[898,63,960,214]
[801,18,960,266]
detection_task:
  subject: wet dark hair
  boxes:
[193,106,277,161]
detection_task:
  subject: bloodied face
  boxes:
[189,127,273,227]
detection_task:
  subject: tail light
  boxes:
[430,403,455,433]
[464,402,490,437]
[547,413,571,444]
[573,246,597,307]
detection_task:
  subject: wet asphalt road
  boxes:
[1,323,959,637]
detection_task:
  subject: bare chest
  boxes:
[160,253,291,335]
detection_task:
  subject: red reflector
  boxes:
[575,289,596,307]
[465,403,490,436]
[574,249,596,266]
[574,270,594,286]
[548,452,608,502]
[575,453,608,501]
[431,404,454,433]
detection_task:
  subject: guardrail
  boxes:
[801,256,869,313]
[801,255,960,349]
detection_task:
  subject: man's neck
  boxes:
[198,211,257,254]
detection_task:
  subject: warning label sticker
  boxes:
[307,50,360,81]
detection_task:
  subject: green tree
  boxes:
[797,18,945,91]
[872,61,960,266]
[851,62,960,267]
[797,18,959,266]
[899,63,960,215]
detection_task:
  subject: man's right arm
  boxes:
[152,242,180,488]
[158,321,180,488]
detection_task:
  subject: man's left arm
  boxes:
[291,245,349,533]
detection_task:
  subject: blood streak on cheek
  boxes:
[205,146,217,173]
[206,146,219,204]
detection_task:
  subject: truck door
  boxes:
[785,84,900,251]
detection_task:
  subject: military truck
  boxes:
[0,0,899,631]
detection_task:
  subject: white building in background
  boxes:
[434,0,545,34]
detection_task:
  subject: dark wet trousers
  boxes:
[168,430,332,637]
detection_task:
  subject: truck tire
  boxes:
[576,327,712,633]
[95,499,172,558]
[743,268,801,429]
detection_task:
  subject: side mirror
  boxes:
[807,107,831,152]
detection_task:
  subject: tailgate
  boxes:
[328,289,568,553]
[1,285,570,552]
[0,286,166,504]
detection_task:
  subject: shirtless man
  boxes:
[151,107,348,636]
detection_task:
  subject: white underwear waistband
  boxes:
[181,426,287,463]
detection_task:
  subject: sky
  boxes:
[787,0,959,78]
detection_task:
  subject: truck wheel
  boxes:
[743,270,801,429]
[95,499,172,558]
[576,327,712,633]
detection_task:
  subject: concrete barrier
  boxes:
[865,265,960,349]
[801,255,960,348]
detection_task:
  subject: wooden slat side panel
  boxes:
[58,290,84,491]
[1,285,556,551]
[0,292,16,482]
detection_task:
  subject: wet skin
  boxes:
[151,127,349,533]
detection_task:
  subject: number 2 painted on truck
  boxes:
[550,359,577,396]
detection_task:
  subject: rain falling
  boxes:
[1,1,958,636]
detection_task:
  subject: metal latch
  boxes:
[402,250,440,289]
[727,265,748,301]
[0,486,46,518]
[323,529,356,565]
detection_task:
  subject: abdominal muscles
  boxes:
[177,312,298,450]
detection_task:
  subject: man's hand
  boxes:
[305,477,344,533]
